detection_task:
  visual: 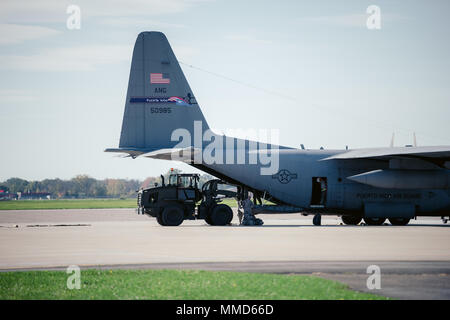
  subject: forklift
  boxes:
[137,172,240,226]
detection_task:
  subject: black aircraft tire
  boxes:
[209,204,233,226]
[364,217,386,225]
[388,218,410,226]
[312,214,321,226]
[341,215,362,225]
[161,205,184,226]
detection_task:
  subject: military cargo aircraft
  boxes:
[106,31,450,226]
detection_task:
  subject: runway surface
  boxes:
[1,208,449,299]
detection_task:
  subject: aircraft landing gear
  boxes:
[313,214,321,226]
[341,215,362,225]
[363,217,386,226]
[388,217,410,226]
[442,216,449,224]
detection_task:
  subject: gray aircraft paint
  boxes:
[118,32,209,151]
[106,32,450,218]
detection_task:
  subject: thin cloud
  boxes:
[299,13,409,28]
[301,14,367,28]
[171,44,198,60]
[0,45,132,71]
[100,17,188,29]
[0,89,39,103]
[224,34,272,45]
[0,24,61,45]
[0,0,206,23]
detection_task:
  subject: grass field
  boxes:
[0,198,241,210]
[0,199,137,210]
[0,269,388,300]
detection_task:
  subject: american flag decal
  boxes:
[150,73,170,84]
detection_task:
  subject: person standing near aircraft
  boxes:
[241,193,264,226]
[318,178,327,206]
[242,193,253,222]
[237,201,244,224]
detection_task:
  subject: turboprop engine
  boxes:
[347,169,449,189]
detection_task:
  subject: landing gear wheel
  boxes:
[388,218,410,226]
[313,214,321,226]
[209,204,233,226]
[342,215,362,225]
[364,217,386,225]
[161,205,184,226]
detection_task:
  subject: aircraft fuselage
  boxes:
[196,148,450,217]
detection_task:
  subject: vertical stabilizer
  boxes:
[118,32,209,151]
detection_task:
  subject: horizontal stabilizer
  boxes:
[141,147,201,162]
[104,148,145,158]
[105,146,200,162]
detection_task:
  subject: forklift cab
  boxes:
[168,173,199,189]
[166,173,201,203]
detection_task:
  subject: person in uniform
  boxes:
[318,178,327,206]
[237,201,244,224]
[240,192,263,226]
[242,193,254,222]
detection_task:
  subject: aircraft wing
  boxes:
[323,146,450,165]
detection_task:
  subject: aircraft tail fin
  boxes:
[116,31,209,152]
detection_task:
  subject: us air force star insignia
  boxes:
[272,169,298,184]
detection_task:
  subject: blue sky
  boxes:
[0,0,449,181]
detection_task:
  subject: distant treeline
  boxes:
[0,169,215,199]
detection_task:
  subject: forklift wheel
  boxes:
[156,213,166,226]
[161,205,184,226]
[205,214,213,225]
[209,204,233,226]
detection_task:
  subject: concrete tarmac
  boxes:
[1,208,449,299]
